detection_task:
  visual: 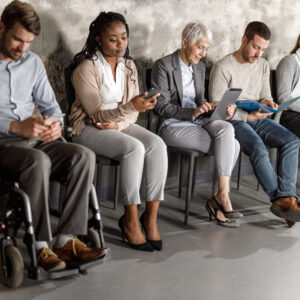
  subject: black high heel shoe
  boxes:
[205,198,239,228]
[212,196,243,219]
[118,215,154,252]
[140,212,162,251]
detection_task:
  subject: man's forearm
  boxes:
[8,120,21,135]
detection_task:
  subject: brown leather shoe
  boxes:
[53,238,108,262]
[270,197,300,223]
[37,248,66,272]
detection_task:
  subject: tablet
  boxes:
[209,88,242,121]
[236,100,278,113]
[277,96,300,111]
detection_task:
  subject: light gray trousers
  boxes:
[73,124,168,206]
[160,120,240,192]
[0,138,95,241]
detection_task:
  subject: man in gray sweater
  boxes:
[209,21,300,226]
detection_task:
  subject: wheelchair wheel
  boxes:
[87,228,101,248]
[0,245,24,288]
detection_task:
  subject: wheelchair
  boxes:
[0,178,111,288]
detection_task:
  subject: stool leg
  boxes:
[179,154,184,198]
[113,165,120,210]
[184,155,195,225]
[192,157,198,195]
[237,151,242,190]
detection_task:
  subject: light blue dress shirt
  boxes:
[0,50,63,137]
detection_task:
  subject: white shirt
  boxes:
[94,51,125,110]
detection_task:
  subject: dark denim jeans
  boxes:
[230,118,300,202]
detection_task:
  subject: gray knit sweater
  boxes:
[209,53,272,121]
[276,53,300,112]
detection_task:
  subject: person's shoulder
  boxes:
[212,53,233,72]
[154,50,177,68]
[124,57,136,69]
[74,58,95,74]
[22,50,43,65]
[278,54,296,66]
[213,53,233,68]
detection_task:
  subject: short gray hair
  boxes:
[181,22,212,45]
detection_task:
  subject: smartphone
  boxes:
[144,87,161,99]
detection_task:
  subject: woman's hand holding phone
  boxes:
[131,88,160,112]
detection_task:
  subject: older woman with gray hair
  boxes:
[151,22,241,227]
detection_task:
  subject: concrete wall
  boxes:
[1,0,299,108]
[0,0,299,197]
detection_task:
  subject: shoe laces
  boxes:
[71,238,88,257]
[38,247,58,262]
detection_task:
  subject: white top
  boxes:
[94,51,125,110]
[291,48,300,100]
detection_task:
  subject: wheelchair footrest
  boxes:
[28,266,79,280]
[67,248,111,272]
[27,248,111,280]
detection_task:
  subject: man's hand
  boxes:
[91,115,118,130]
[9,116,50,137]
[246,109,273,121]
[226,104,236,120]
[193,102,215,118]
[261,99,278,110]
[40,121,62,142]
[131,92,159,112]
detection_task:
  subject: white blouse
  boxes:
[94,51,125,110]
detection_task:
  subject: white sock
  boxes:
[35,241,49,251]
[54,234,74,248]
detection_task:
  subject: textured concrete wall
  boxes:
[1,0,298,194]
[1,0,299,109]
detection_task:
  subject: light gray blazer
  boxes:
[151,50,207,130]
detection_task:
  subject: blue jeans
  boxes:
[230,118,300,202]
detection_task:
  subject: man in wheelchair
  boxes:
[0,0,107,273]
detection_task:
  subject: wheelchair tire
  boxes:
[0,245,24,288]
[87,228,101,248]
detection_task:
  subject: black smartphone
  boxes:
[144,87,161,99]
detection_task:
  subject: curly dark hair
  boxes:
[73,11,131,65]
[290,34,300,54]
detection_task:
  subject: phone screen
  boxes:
[144,87,161,99]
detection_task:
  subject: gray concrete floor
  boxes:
[2,174,300,300]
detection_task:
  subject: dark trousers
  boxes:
[280,110,300,138]
[0,137,95,241]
